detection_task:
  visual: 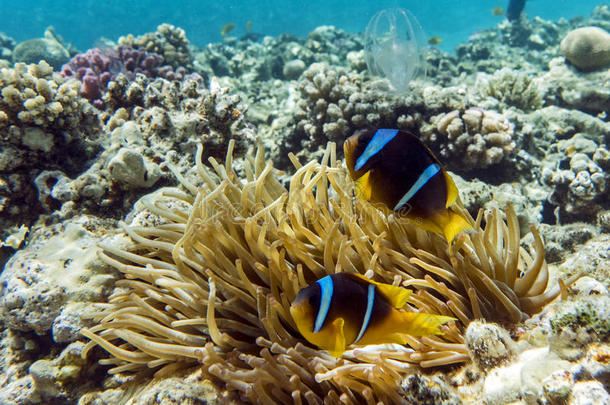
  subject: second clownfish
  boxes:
[290,273,455,356]
[343,128,473,244]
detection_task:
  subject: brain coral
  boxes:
[81,139,575,404]
[560,26,610,71]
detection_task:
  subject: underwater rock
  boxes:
[0,32,16,62]
[465,322,516,370]
[282,59,306,79]
[570,380,610,404]
[482,347,571,404]
[548,295,610,350]
[400,374,462,405]
[107,147,161,189]
[28,342,87,402]
[539,223,598,263]
[542,58,610,116]
[541,369,573,404]
[13,38,70,70]
[560,26,610,71]
[0,218,117,339]
[0,375,38,405]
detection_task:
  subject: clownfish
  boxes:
[289,273,455,356]
[343,129,473,244]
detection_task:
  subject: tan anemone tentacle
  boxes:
[81,139,574,404]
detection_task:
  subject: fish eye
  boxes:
[308,290,320,307]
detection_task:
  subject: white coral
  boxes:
[430,108,515,170]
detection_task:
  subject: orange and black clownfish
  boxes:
[343,129,473,244]
[290,273,455,356]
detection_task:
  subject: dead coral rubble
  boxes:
[81,140,572,404]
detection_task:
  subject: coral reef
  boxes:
[477,68,544,112]
[560,26,610,71]
[80,139,571,403]
[41,77,253,220]
[541,58,610,116]
[0,61,101,239]
[541,132,609,222]
[62,45,192,109]
[118,23,192,69]
[193,26,364,83]
[421,108,516,172]
[0,32,15,62]
[13,38,70,70]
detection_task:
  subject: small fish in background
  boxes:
[344,129,473,244]
[241,20,262,42]
[492,6,505,16]
[290,273,455,356]
[220,22,235,37]
[427,36,443,45]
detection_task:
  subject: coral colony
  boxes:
[0,4,609,405]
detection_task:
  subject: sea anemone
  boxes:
[81,139,575,403]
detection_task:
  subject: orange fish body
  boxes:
[343,129,473,243]
[290,273,455,356]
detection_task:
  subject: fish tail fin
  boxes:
[399,312,456,336]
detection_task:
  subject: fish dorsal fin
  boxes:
[350,273,411,309]
[354,171,373,201]
[329,317,346,357]
[444,171,459,208]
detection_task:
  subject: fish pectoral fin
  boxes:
[399,312,456,337]
[354,171,373,201]
[351,274,412,309]
[328,317,346,357]
[426,209,473,245]
[443,210,474,245]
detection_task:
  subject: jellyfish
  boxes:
[364,8,427,92]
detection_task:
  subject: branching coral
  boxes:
[0,61,100,237]
[119,24,192,69]
[81,140,575,403]
[478,68,544,111]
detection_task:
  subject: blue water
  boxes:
[0,0,603,53]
